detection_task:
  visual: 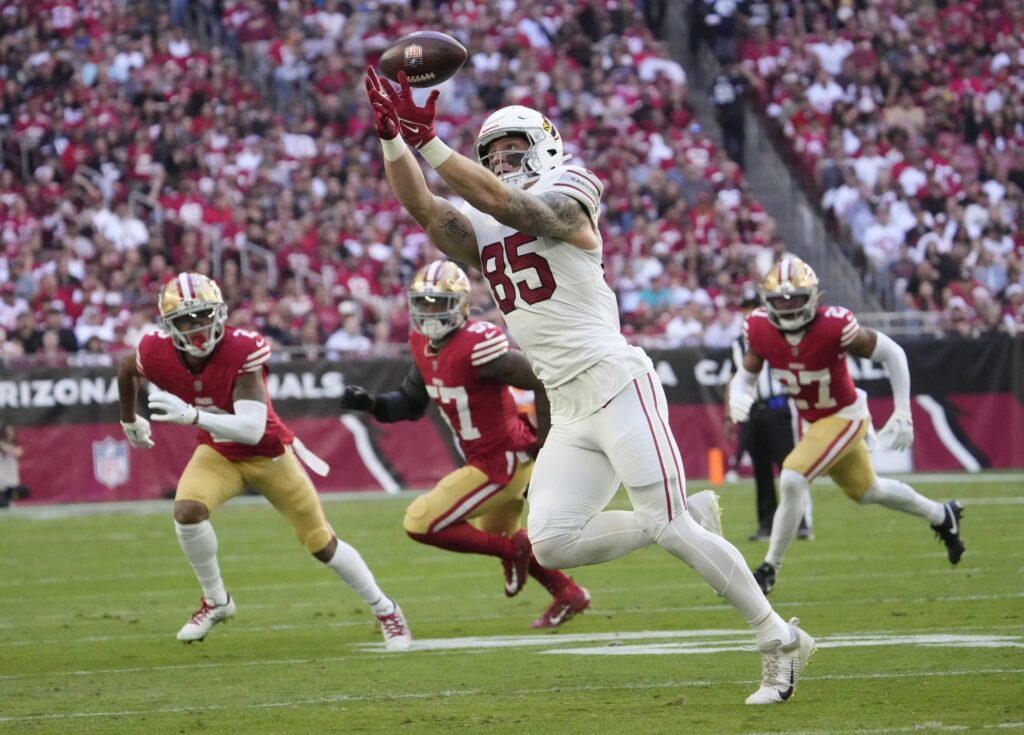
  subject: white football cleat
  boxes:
[746,617,815,704]
[376,600,412,651]
[687,489,723,537]
[177,595,236,642]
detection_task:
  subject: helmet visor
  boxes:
[166,306,223,356]
[479,149,527,175]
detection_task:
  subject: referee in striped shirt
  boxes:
[726,294,813,541]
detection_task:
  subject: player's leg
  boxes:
[250,448,410,649]
[451,459,591,627]
[173,444,247,641]
[747,413,778,539]
[768,408,812,539]
[604,372,812,702]
[830,444,964,563]
[758,416,870,586]
[404,458,532,597]
[527,421,654,570]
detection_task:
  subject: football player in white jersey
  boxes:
[364,68,814,705]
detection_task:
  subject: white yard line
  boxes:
[3,629,1022,679]
[0,669,1021,724]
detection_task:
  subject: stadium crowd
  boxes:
[1,0,1021,368]
[696,0,1024,336]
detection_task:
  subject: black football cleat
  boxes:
[753,562,777,595]
[931,500,965,565]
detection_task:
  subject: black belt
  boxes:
[752,396,787,411]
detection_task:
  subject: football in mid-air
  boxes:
[379,31,468,88]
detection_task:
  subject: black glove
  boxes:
[340,385,376,412]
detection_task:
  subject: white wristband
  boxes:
[380,136,408,162]
[418,136,454,168]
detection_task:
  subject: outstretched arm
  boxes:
[380,146,481,269]
[366,69,480,269]
[431,152,597,250]
[366,68,597,250]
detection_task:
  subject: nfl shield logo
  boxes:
[404,44,423,67]
[93,437,130,489]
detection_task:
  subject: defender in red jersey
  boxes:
[730,257,965,594]
[340,261,591,628]
[117,273,411,648]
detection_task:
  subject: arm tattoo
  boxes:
[437,211,472,244]
[504,188,591,242]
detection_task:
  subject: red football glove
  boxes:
[393,71,440,148]
[364,66,399,140]
[366,67,441,149]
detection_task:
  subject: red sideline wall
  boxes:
[4,335,1022,504]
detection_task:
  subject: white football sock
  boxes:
[753,611,797,651]
[860,477,945,524]
[765,469,809,568]
[324,539,391,613]
[174,520,228,606]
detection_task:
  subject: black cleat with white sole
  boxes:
[753,562,777,595]
[931,500,965,564]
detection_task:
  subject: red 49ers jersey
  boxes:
[136,327,294,461]
[744,305,860,422]
[410,320,536,480]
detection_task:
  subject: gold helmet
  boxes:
[761,256,820,331]
[158,273,228,357]
[408,260,470,341]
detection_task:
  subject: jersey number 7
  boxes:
[481,232,557,314]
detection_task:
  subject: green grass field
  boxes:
[2,474,1023,735]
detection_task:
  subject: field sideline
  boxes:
[2,472,1022,734]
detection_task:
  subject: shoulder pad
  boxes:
[544,166,603,217]
[464,321,509,366]
[136,331,170,377]
[225,328,272,373]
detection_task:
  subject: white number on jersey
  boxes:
[425,382,481,440]
[773,368,838,411]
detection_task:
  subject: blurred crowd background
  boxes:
[1,0,1022,368]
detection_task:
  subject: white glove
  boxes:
[878,408,914,451]
[121,416,155,449]
[728,391,755,423]
[148,390,199,426]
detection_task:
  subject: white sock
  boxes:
[861,477,945,524]
[174,520,228,606]
[654,510,774,625]
[765,469,809,568]
[324,539,391,614]
[753,611,796,651]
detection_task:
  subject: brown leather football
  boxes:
[379,31,468,88]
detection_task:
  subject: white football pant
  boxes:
[528,370,772,624]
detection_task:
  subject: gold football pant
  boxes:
[403,454,533,536]
[783,415,876,500]
[176,444,334,553]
